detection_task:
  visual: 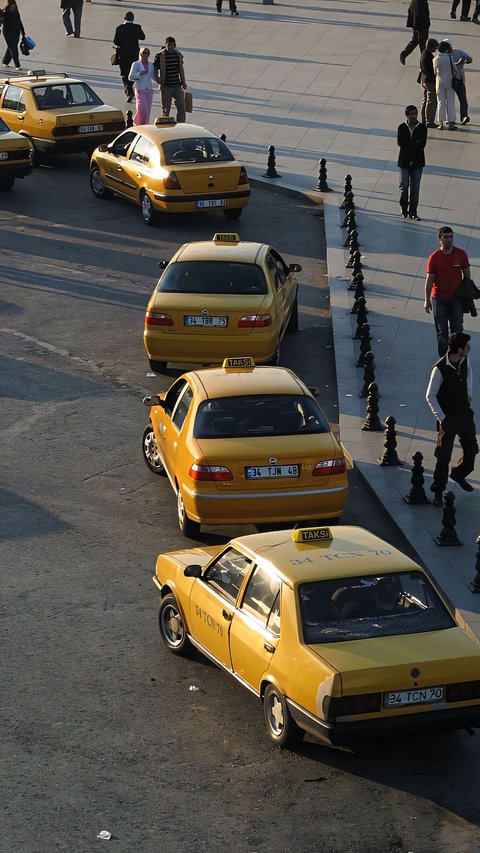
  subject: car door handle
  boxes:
[136,173,142,178]
[18,115,24,120]
[117,166,122,171]
[222,610,232,621]
[264,642,275,653]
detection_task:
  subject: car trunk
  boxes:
[175,163,241,194]
[152,292,269,335]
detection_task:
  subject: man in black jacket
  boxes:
[420,38,438,127]
[113,11,145,102]
[426,332,477,505]
[400,0,430,64]
[397,105,428,220]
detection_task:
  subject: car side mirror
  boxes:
[143,395,163,407]
[289,263,302,273]
[184,564,202,578]
[97,144,109,153]
[158,260,168,270]
[308,386,320,398]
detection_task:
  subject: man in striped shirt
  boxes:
[156,37,187,123]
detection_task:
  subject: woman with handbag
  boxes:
[1,0,25,71]
[128,47,158,126]
[433,41,457,129]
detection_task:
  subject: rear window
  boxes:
[194,394,330,438]
[299,572,455,644]
[33,83,103,110]
[158,261,267,295]
[162,136,234,165]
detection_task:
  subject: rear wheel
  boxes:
[148,358,167,373]
[177,488,201,538]
[141,190,158,225]
[286,292,298,332]
[223,207,242,220]
[142,425,166,475]
[90,165,113,199]
[0,175,15,190]
[158,594,195,657]
[263,684,305,749]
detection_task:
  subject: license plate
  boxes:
[383,686,444,707]
[195,199,227,209]
[245,464,300,479]
[184,315,228,327]
[0,151,8,160]
[78,124,103,133]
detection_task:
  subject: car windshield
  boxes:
[299,571,455,644]
[194,394,330,437]
[162,136,234,165]
[0,116,11,133]
[158,261,267,295]
[33,83,103,110]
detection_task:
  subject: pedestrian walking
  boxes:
[450,0,471,20]
[433,41,457,129]
[426,332,478,506]
[155,37,187,124]
[472,0,480,23]
[216,0,239,13]
[443,39,472,125]
[420,38,438,127]
[1,0,25,70]
[400,0,430,65]
[61,0,83,38]
[113,11,145,103]
[128,47,157,125]
[397,105,427,220]
[424,226,471,357]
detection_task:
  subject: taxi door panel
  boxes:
[189,580,234,668]
[229,611,277,691]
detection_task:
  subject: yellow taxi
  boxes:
[143,233,300,371]
[0,115,32,189]
[0,72,125,160]
[142,358,348,536]
[89,118,250,225]
[153,525,480,748]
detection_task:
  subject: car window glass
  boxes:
[130,135,154,165]
[205,548,251,602]
[158,261,267,295]
[172,385,193,430]
[266,251,287,289]
[32,82,103,110]
[241,565,281,627]
[162,136,234,165]
[270,249,289,283]
[111,131,137,156]
[298,571,455,644]
[2,86,22,111]
[194,394,329,438]
[16,91,25,113]
[0,116,10,133]
[267,591,281,636]
[164,379,187,416]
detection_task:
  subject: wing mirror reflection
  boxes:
[289,263,302,273]
[184,564,202,578]
[308,387,320,398]
[143,395,162,407]
[97,144,109,153]
[158,260,168,269]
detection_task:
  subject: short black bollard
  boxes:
[378,416,403,466]
[315,158,332,192]
[362,383,383,432]
[341,208,356,231]
[262,145,281,178]
[349,229,360,251]
[404,451,430,504]
[434,491,463,546]
[346,248,361,270]
[348,270,364,292]
[468,536,480,593]
[351,253,363,277]
[359,351,375,398]
[354,297,368,334]
[343,216,357,246]
[341,192,355,225]
[126,110,134,128]
[340,175,353,208]
[351,278,366,311]
[356,323,372,367]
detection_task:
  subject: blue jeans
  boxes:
[399,166,422,216]
[432,296,463,356]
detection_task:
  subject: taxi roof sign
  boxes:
[222,356,255,370]
[292,527,333,544]
[213,233,240,244]
[154,116,176,127]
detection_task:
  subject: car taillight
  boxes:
[237,314,272,328]
[312,457,346,476]
[446,680,480,702]
[238,166,248,185]
[164,171,181,190]
[189,464,233,482]
[145,311,173,326]
[323,693,381,721]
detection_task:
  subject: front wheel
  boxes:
[158,594,195,657]
[142,425,166,475]
[141,190,158,225]
[223,207,242,220]
[177,488,201,538]
[148,358,167,373]
[90,165,113,199]
[263,684,305,749]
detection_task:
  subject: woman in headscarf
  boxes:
[1,0,25,71]
[128,47,158,126]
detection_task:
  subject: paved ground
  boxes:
[15,1,480,625]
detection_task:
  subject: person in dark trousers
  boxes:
[397,105,427,220]
[156,37,187,123]
[61,0,83,38]
[114,11,145,102]
[400,0,430,64]
[420,38,438,127]
[451,0,471,20]
[1,0,25,70]
[426,332,478,506]
[424,226,471,356]
[446,39,472,125]
[473,0,480,22]
[216,0,239,13]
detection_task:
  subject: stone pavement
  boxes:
[19,0,480,631]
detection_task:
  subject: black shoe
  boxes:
[461,116,470,124]
[426,123,436,128]
[400,52,406,65]
[448,123,458,130]
[401,209,408,218]
[450,471,474,491]
[409,214,421,220]
[433,492,443,507]
[231,10,239,13]
[473,17,480,23]
[460,15,471,20]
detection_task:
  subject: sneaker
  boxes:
[461,116,470,124]
[473,17,480,23]
[400,51,406,65]
[231,9,239,13]
[460,15,471,20]
[409,214,421,220]
[15,66,22,71]
[448,123,458,129]
[401,211,408,219]
[436,122,444,129]
[3,63,10,68]
[450,471,474,491]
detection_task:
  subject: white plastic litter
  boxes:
[97,830,112,840]
[146,372,156,377]
[189,685,200,692]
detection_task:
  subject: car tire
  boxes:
[22,135,39,167]
[286,291,298,333]
[223,207,242,220]
[141,190,158,226]
[177,488,201,538]
[142,425,167,476]
[158,594,195,657]
[148,358,167,373]
[0,175,15,190]
[90,165,113,199]
[263,684,305,749]
[266,341,280,366]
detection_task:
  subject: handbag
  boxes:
[25,36,36,50]
[19,36,30,56]
[456,278,480,300]
[111,46,120,66]
[184,90,193,114]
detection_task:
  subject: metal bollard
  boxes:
[359,351,375,398]
[378,416,403,466]
[262,145,281,178]
[362,383,383,432]
[434,492,463,546]
[315,158,332,192]
[404,451,430,504]
[340,174,353,208]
